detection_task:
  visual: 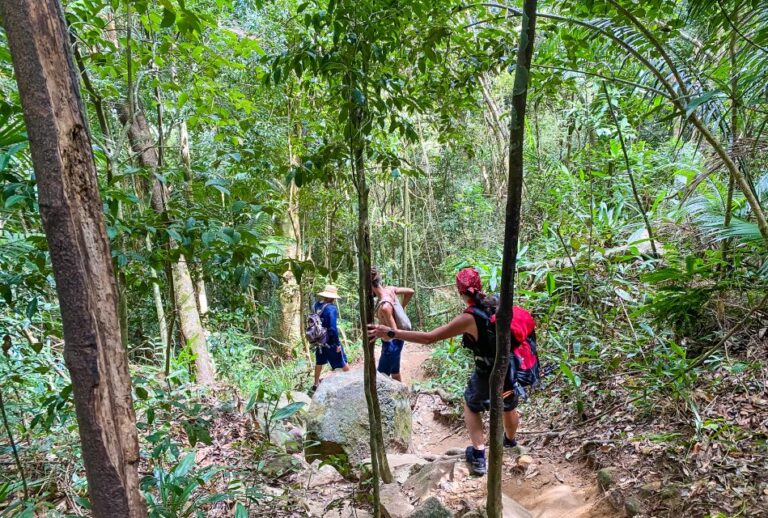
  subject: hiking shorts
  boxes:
[464,363,518,414]
[315,344,348,370]
[377,339,405,375]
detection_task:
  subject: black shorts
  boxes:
[464,360,518,414]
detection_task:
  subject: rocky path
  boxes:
[370,342,616,517]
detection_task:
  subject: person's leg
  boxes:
[390,340,404,382]
[464,402,485,449]
[313,348,328,388]
[328,345,349,372]
[377,341,394,377]
[503,408,520,442]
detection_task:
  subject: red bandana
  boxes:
[456,268,482,295]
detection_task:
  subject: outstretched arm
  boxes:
[368,312,474,346]
[394,286,415,307]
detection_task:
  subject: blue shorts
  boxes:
[315,344,348,369]
[378,339,405,375]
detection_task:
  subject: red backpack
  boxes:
[464,304,540,387]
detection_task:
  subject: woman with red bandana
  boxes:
[368,267,535,476]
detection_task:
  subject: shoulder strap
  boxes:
[316,303,329,315]
[464,306,490,320]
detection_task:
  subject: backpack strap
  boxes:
[316,302,328,315]
[464,305,490,320]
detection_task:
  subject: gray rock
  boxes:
[597,467,617,490]
[502,494,533,518]
[306,370,411,464]
[462,510,486,518]
[368,453,430,484]
[381,483,415,518]
[408,497,452,518]
[306,461,345,488]
[624,496,643,517]
[404,459,456,502]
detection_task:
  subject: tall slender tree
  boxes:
[118,106,216,386]
[0,0,147,515]
[487,0,538,516]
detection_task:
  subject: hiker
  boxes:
[371,268,414,382]
[310,285,350,392]
[368,267,538,476]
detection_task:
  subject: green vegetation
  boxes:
[1,0,767,516]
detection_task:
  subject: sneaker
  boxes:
[465,446,487,476]
[503,434,517,448]
[309,384,318,396]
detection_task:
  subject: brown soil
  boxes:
[373,342,618,517]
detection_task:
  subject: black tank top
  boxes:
[462,312,495,373]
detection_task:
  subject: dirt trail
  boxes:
[370,342,616,517]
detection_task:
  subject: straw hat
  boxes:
[317,285,340,299]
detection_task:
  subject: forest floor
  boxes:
[199,337,768,517]
[370,342,616,517]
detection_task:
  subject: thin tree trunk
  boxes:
[0,1,147,514]
[172,256,216,384]
[281,115,305,352]
[488,1,537,516]
[348,76,392,518]
[0,390,28,500]
[146,235,169,349]
[118,105,216,386]
[722,13,739,264]
[601,82,659,257]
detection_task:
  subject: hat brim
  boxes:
[317,291,340,299]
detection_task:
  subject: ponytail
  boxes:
[467,288,497,316]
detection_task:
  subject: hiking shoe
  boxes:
[309,384,318,396]
[503,434,518,448]
[465,446,487,476]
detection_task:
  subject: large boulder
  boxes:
[306,370,412,464]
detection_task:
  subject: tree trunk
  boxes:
[195,278,209,317]
[601,82,659,257]
[281,113,307,355]
[172,256,216,384]
[146,235,169,349]
[118,105,216,386]
[488,1,537,516]
[349,79,392,518]
[722,11,739,264]
[0,1,147,515]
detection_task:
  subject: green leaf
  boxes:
[4,194,27,209]
[545,271,556,296]
[685,91,719,118]
[234,503,248,518]
[160,8,176,28]
[614,288,633,302]
[25,297,38,319]
[172,453,196,478]
[135,386,149,400]
[272,401,305,421]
